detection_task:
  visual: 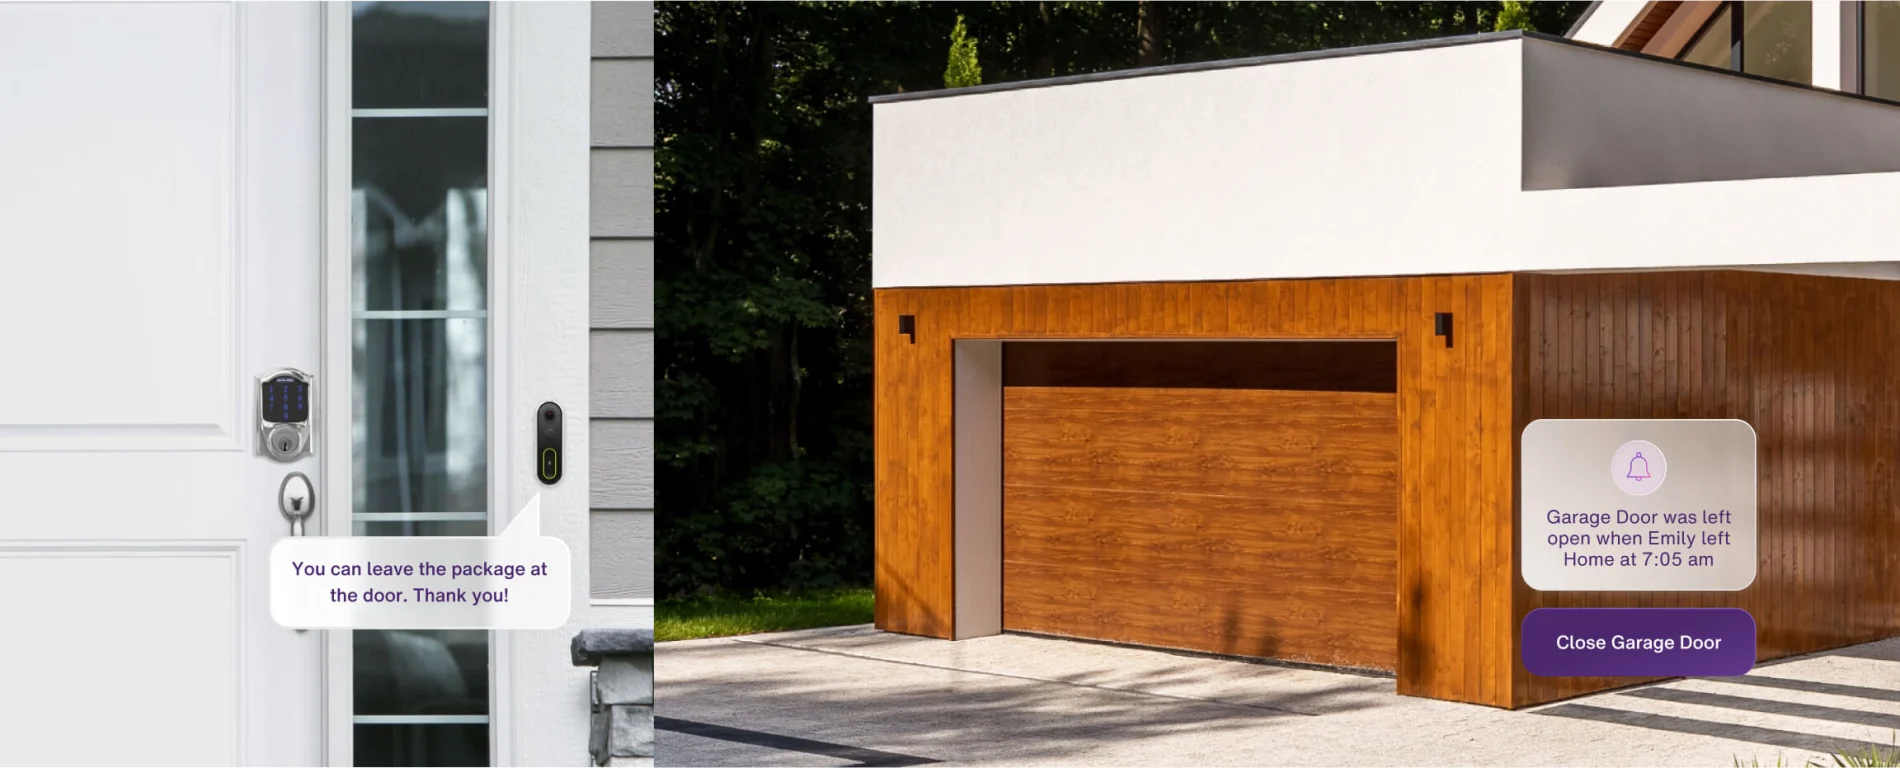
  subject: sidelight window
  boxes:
[349,2,493,765]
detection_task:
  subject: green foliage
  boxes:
[1814,735,1900,767]
[657,588,875,641]
[946,14,983,87]
[1495,0,1533,31]
[655,1,1591,598]
[1735,733,1900,766]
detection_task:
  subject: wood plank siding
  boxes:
[874,276,1517,706]
[876,270,1900,708]
[1511,271,1900,707]
[1613,2,1684,51]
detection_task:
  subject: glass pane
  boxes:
[1681,5,1733,69]
[1866,2,1900,99]
[352,2,490,109]
[355,724,489,768]
[353,318,488,514]
[353,4,490,764]
[354,630,491,715]
[356,520,489,538]
[1741,1,1811,84]
[353,118,488,312]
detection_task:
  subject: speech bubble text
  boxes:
[270,495,572,629]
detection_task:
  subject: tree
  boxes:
[655,1,1592,598]
[1495,0,1533,31]
[946,14,983,87]
[1137,0,1167,67]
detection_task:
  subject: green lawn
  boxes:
[657,588,874,642]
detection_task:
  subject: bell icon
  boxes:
[1627,452,1651,481]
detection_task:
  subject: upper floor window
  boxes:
[1679,2,1812,85]
[1864,2,1900,99]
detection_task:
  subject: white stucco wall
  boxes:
[872,35,1900,289]
[872,39,1525,287]
[1521,40,1900,189]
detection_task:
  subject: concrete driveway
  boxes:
[658,626,1900,766]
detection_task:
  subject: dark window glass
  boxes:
[353,117,489,312]
[354,630,491,716]
[352,2,489,109]
[1677,2,1811,85]
[1865,2,1900,99]
[352,3,491,764]
[354,724,489,768]
[353,319,488,515]
[1681,5,1733,69]
[1741,1,1811,84]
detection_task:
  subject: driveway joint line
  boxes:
[655,716,940,767]
[726,636,1326,717]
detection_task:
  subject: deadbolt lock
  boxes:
[258,369,314,462]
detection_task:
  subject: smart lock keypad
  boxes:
[259,369,314,462]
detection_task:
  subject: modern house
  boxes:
[0,1,654,764]
[871,0,1900,709]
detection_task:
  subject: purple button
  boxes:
[1522,608,1756,677]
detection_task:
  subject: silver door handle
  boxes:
[280,471,315,537]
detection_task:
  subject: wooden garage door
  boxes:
[1001,342,1400,670]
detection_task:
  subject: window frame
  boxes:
[1679,1,1815,84]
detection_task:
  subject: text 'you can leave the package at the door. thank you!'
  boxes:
[268,494,572,630]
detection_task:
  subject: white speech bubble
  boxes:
[270,495,572,629]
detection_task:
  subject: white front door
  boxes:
[0,3,324,764]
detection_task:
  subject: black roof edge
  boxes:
[1565,1,1603,39]
[870,30,1528,105]
[870,27,1900,113]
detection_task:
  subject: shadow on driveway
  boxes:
[656,627,1387,765]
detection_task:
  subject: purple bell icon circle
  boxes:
[1627,452,1651,480]
[1612,440,1667,496]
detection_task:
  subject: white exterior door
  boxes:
[0,3,325,764]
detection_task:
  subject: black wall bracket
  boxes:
[1434,312,1454,349]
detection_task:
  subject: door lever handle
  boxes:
[279,472,315,537]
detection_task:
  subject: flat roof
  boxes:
[1565,1,1603,38]
[870,29,1900,112]
[870,25,1900,289]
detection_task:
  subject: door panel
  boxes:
[1002,386,1400,670]
[0,3,323,764]
[0,1,240,451]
